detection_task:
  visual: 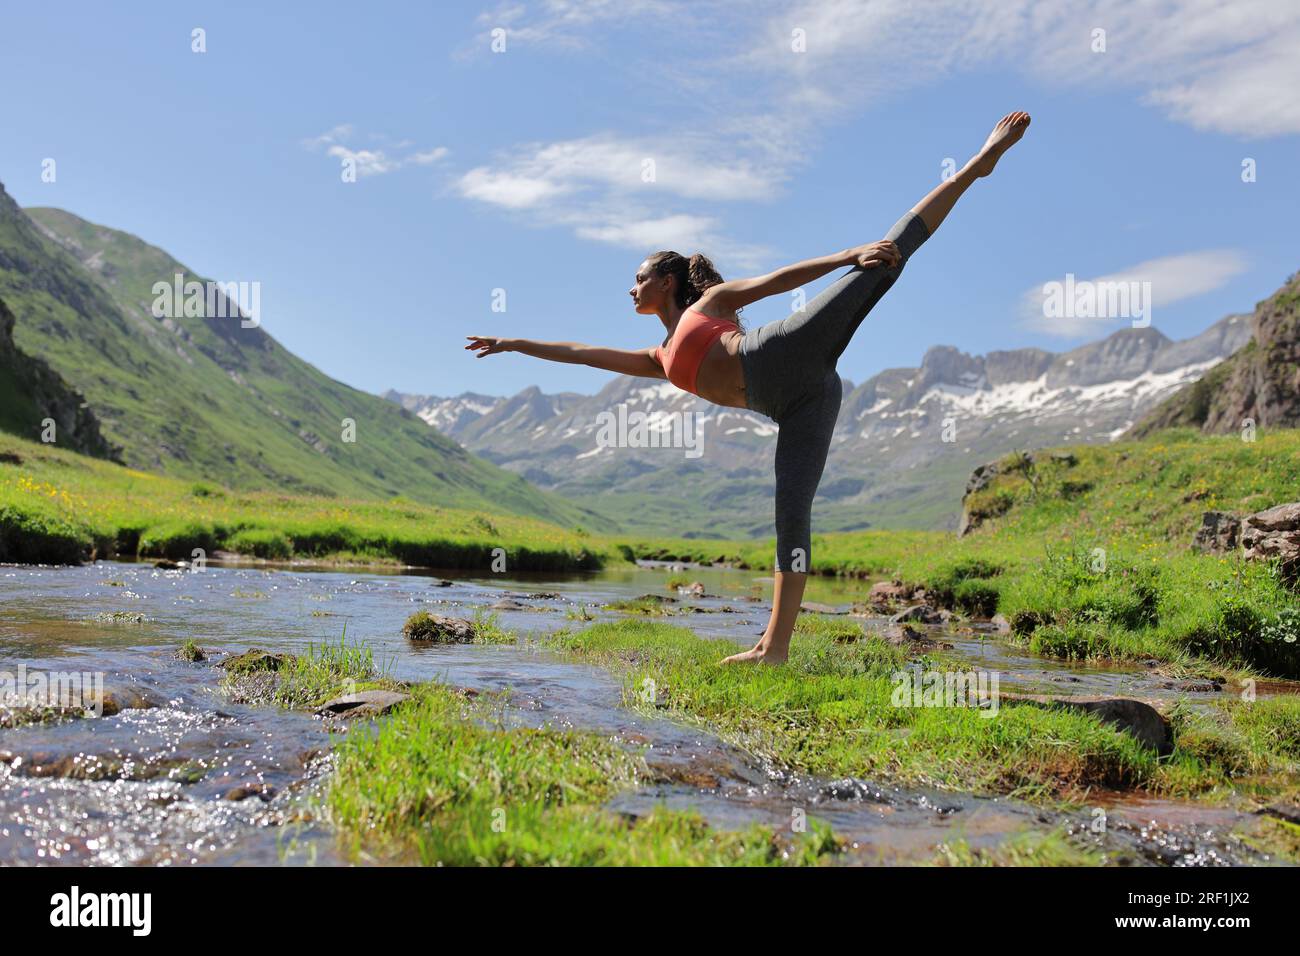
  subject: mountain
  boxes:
[0,182,610,531]
[1129,270,1300,437]
[389,315,1251,536]
[0,295,117,460]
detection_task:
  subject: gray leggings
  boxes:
[737,209,931,572]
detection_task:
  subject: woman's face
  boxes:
[630,259,671,314]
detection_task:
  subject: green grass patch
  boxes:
[545,618,1300,804]
[323,680,838,865]
[931,827,1103,866]
[219,634,400,709]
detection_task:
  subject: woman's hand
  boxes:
[465,335,515,358]
[849,240,901,270]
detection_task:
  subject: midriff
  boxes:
[656,300,748,408]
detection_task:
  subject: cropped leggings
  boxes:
[737,209,931,572]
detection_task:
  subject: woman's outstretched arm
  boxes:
[465,336,665,378]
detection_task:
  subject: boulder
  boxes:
[1192,511,1242,553]
[1241,502,1300,582]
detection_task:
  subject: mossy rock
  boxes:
[402,611,476,643]
[219,648,297,673]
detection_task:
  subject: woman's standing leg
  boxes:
[722,369,842,665]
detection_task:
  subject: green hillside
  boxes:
[0,183,610,532]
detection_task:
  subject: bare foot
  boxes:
[969,111,1031,178]
[719,643,788,665]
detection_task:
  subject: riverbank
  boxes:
[5,427,1300,680]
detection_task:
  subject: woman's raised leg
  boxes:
[912,111,1031,236]
[762,111,1032,370]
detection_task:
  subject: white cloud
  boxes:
[466,0,684,52]
[457,166,572,208]
[756,0,1300,139]
[303,126,449,177]
[447,1,1295,272]
[409,148,451,166]
[455,132,783,207]
[560,208,771,268]
[451,132,784,267]
[326,146,397,177]
[302,124,354,149]
[1020,250,1249,337]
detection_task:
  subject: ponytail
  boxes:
[647,250,744,327]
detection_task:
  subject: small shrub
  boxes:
[1028,621,1108,660]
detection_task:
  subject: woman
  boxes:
[467,112,1030,664]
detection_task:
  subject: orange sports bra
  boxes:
[652,308,739,395]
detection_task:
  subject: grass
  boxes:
[931,828,1104,866]
[0,431,604,571]
[218,633,404,709]
[322,680,839,866]
[544,616,1300,805]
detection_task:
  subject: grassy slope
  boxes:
[0,192,607,531]
[0,431,605,570]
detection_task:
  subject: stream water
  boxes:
[0,558,1291,867]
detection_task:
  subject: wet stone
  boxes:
[89,611,150,626]
[316,690,412,720]
[490,598,534,611]
[866,581,914,608]
[800,601,846,614]
[223,783,277,802]
[891,604,943,625]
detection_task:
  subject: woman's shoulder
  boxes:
[688,292,740,324]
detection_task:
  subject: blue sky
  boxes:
[3,0,1298,398]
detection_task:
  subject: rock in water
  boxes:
[316,690,412,720]
[891,604,942,625]
[402,611,476,643]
